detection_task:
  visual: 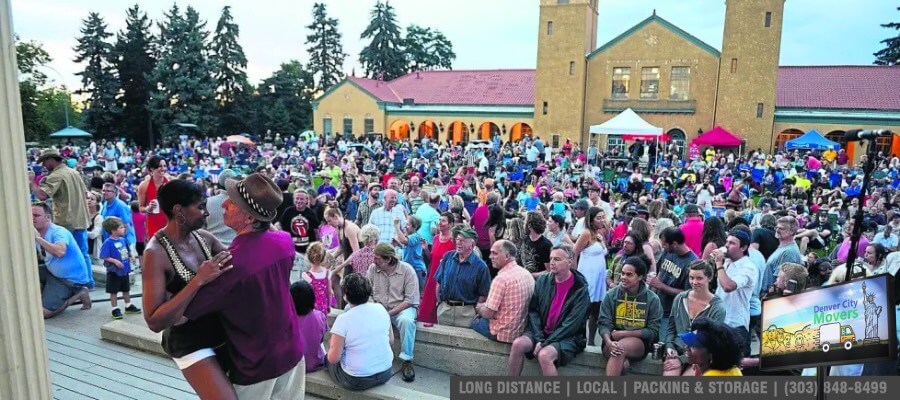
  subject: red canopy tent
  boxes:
[691,126,742,147]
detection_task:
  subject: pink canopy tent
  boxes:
[691,126,743,147]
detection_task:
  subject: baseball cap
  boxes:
[679,330,707,348]
[573,199,590,210]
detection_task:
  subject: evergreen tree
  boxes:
[359,1,406,80]
[149,5,218,138]
[257,60,314,134]
[211,5,250,134]
[114,4,156,147]
[73,12,120,139]
[305,3,346,92]
[874,7,900,65]
[403,24,455,71]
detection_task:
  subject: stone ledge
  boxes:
[92,265,136,285]
[326,310,662,376]
[100,319,446,400]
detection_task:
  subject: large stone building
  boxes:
[313,0,900,158]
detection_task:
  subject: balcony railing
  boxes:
[603,98,696,114]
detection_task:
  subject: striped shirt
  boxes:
[485,263,535,343]
[355,199,382,227]
[368,205,407,244]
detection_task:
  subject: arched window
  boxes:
[874,135,895,158]
[343,114,353,136]
[775,129,803,151]
[667,128,686,159]
[607,135,625,154]
[323,113,332,136]
[825,130,847,151]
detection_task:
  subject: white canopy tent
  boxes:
[589,108,664,136]
[589,108,664,166]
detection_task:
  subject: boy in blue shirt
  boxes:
[100,217,140,319]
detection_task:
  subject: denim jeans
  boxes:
[69,229,94,288]
[469,316,497,341]
[391,308,418,361]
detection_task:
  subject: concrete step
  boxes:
[92,264,137,286]
[101,319,448,399]
[326,310,664,376]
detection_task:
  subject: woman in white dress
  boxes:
[574,206,609,346]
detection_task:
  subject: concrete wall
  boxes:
[533,0,598,142]
[584,20,720,149]
[714,0,786,151]
[313,82,385,137]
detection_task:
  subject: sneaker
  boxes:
[124,304,142,314]
[111,308,123,320]
[400,361,415,382]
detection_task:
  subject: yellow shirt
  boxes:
[704,367,743,376]
[823,149,837,162]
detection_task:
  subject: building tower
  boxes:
[533,0,598,145]
[713,0,785,151]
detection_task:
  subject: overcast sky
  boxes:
[10,0,899,90]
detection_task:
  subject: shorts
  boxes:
[106,272,131,294]
[136,242,146,256]
[808,237,826,250]
[587,301,601,318]
[172,348,216,370]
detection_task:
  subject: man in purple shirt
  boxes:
[185,173,304,398]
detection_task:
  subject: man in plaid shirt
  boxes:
[473,240,535,343]
[368,189,407,244]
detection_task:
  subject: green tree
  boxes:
[212,5,250,134]
[257,60,314,133]
[403,24,455,71]
[359,1,406,81]
[149,5,218,138]
[15,35,53,141]
[874,7,900,65]
[306,3,346,92]
[114,4,156,147]
[73,12,120,139]
[36,87,82,132]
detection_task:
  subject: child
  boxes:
[130,201,146,269]
[290,280,327,373]
[302,242,333,315]
[100,217,140,319]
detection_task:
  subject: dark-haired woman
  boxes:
[662,260,725,376]
[680,318,744,376]
[290,280,327,373]
[137,155,170,237]
[142,179,235,399]
[598,256,662,376]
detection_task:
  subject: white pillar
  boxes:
[0,0,53,398]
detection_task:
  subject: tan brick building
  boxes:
[313,0,900,157]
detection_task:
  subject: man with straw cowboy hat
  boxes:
[183,173,305,399]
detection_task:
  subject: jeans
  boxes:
[734,326,751,357]
[326,359,391,392]
[469,316,497,341]
[391,308,417,361]
[69,229,94,288]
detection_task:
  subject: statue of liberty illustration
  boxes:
[862,282,883,341]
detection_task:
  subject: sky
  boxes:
[10,0,899,91]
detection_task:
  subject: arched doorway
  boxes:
[389,119,410,141]
[666,128,686,159]
[447,121,469,144]
[775,129,803,151]
[509,123,533,142]
[478,122,500,141]
[825,130,852,159]
[418,120,438,141]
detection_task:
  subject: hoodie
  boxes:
[663,290,726,354]
[598,283,662,345]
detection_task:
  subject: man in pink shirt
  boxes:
[680,204,704,256]
[473,240,535,343]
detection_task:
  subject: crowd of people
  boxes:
[27,131,900,397]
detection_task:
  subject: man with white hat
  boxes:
[184,173,305,399]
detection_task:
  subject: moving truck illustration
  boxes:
[818,322,856,352]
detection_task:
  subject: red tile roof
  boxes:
[776,66,900,111]
[346,66,900,112]
[348,69,535,106]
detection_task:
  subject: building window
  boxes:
[669,66,690,101]
[875,135,894,157]
[775,130,803,151]
[730,58,738,74]
[542,101,548,115]
[323,117,332,136]
[756,103,764,118]
[364,115,374,133]
[552,134,561,148]
[765,12,772,27]
[607,135,626,155]
[611,67,630,99]
[343,117,353,135]
[557,0,569,4]
[640,67,660,100]
[569,61,575,76]
[547,21,553,35]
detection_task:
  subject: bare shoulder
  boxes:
[195,229,227,250]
